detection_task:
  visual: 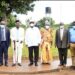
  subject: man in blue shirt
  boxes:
[69,21,75,69]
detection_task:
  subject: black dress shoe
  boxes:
[5,64,8,67]
[28,63,33,66]
[12,64,16,66]
[58,64,63,66]
[70,66,75,70]
[35,63,38,66]
[0,64,3,66]
[18,63,22,66]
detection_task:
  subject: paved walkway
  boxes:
[30,70,75,75]
[0,58,72,75]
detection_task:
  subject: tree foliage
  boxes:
[7,15,16,28]
[0,0,35,16]
[37,17,55,28]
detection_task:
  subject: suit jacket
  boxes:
[55,28,69,48]
[0,26,10,48]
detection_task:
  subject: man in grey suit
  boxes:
[55,23,69,68]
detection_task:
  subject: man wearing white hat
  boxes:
[25,20,41,66]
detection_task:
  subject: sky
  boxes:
[15,1,75,24]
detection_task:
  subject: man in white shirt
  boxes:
[11,20,24,66]
[25,21,41,66]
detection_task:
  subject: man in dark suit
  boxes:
[55,23,69,68]
[0,17,10,66]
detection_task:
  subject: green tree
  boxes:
[37,17,55,28]
[0,0,35,16]
[0,0,35,28]
[7,15,16,28]
[7,15,27,28]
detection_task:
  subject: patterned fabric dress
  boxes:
[40,28,53,64]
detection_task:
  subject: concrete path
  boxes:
[0,58,72,75]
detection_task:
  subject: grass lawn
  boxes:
[8,44,71,59]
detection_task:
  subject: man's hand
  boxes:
[38,43,40,46]
[13,40,16,50]
[67,44,70,49]
[20,41,23,43]
[25,44,28,47]
[14,46,16,50]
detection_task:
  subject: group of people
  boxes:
[0,17,75,70]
